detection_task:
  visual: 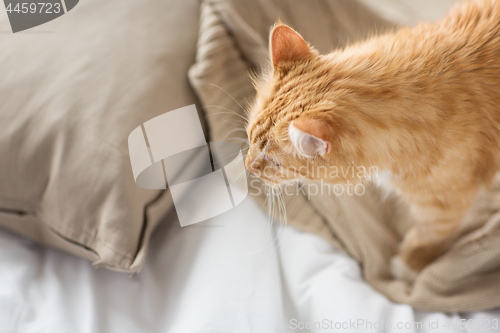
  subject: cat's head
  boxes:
[245,23,360,186]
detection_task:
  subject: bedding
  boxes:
[1,196,499,332]
[2,0,500,331]
[0,0,202,272]
[188,0,500,312]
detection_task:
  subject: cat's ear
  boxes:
[270,23,312,67]
[289,119,330,158]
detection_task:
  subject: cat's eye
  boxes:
[264,155,281,168]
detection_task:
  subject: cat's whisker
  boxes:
[204,111,248,129]
[205,113,248,128]
[224,147,264,188]
[223,128,248,135]
[209,118,248,130]
[271,185,288,251]
[248,184,273,254]
[222,135,249,143]
[268,186,278,251]
[211,151,245,167]
[260,186,276,251]
[243,140,289,253]
[220,128,249,143]
[232,143,250,151]
[249,183,280,255]
[207,83,249,116]
[202,105,249,123]
[253,185,288,254]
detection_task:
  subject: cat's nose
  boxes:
[245,154,258,173]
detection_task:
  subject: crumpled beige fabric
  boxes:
[189,0,500,312]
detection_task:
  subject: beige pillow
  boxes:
[0,0,201,272]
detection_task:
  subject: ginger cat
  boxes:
[244,0,500,281]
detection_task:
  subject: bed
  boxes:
[2,193,500,332]
[1,0,500,332]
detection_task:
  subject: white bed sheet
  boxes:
[1,187,499,333]
[1,1,498,332]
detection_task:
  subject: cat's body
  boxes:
[245,0,500,280]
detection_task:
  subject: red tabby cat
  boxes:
[245,0,500,281]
